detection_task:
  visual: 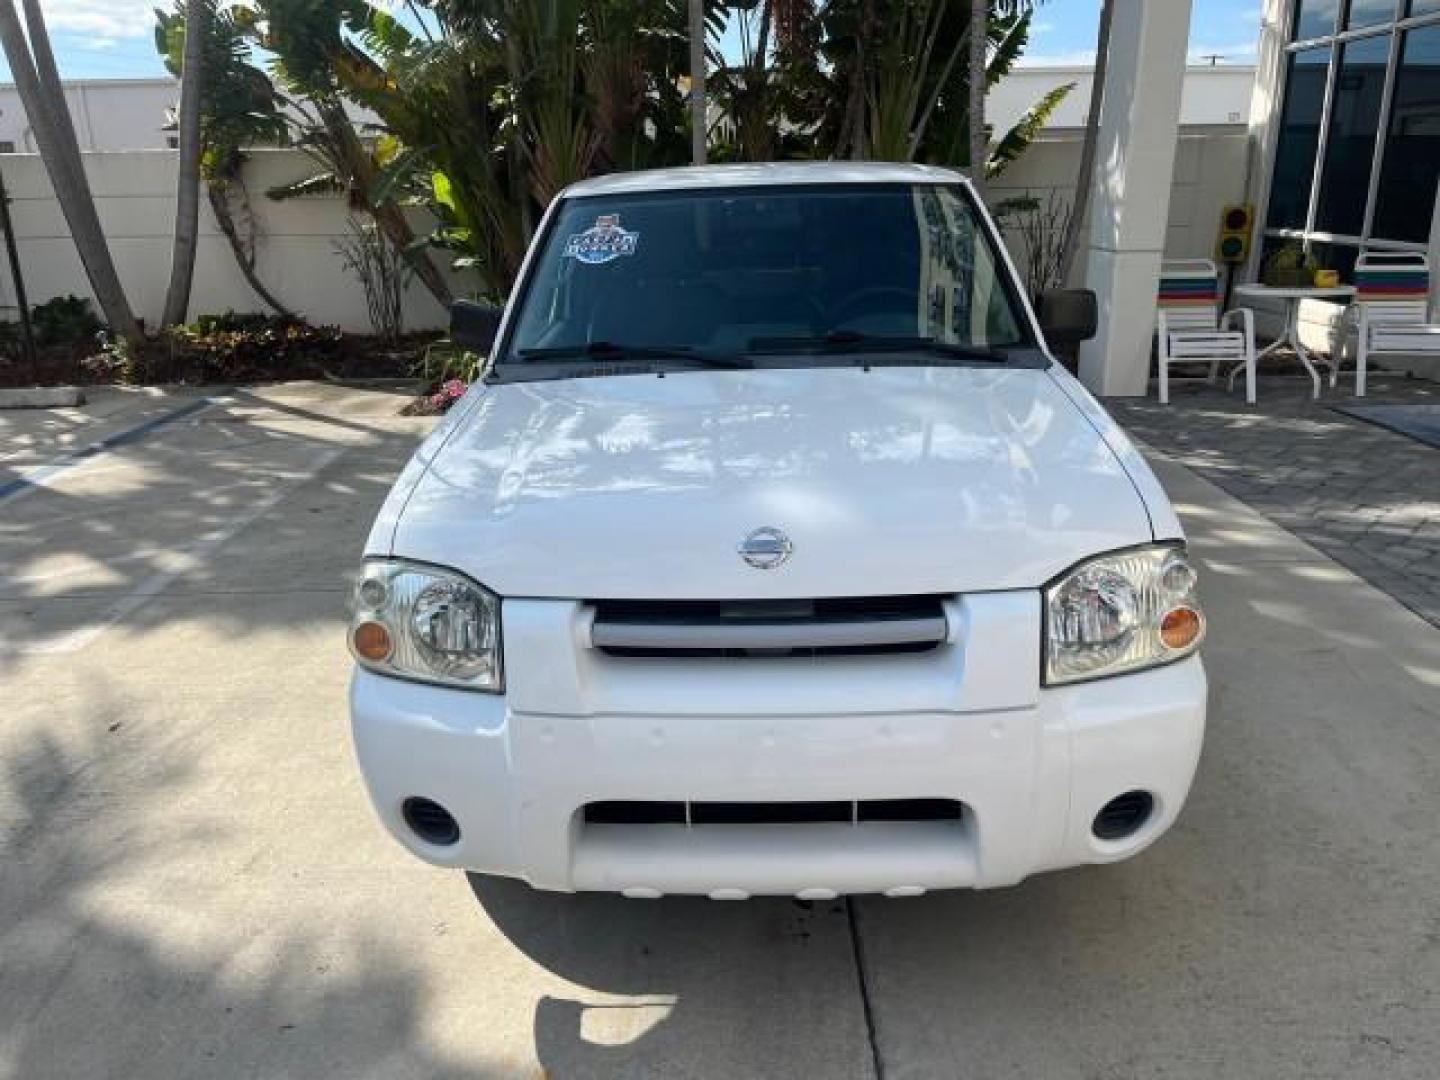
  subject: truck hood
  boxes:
[388,366,1155,599]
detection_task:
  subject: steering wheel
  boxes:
[826,286,918,330]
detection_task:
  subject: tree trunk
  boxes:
[207,183,294,319]
[1057,0,1114,285]
[163,0,207,327]
[844,0,877,159]
[689,0,707,165]
[747,2,773,160]
[22,0,86,185]
[0,0,142,343]
[967,0,987,196]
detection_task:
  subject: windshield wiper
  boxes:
[746,330,1005,363]
[515,341,749,369]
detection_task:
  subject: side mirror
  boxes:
[1037,289,1098,348]
[451,300,503,353]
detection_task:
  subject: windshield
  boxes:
[503,183,1031,368]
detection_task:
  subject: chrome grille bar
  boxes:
[589,612,949,651]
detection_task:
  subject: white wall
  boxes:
[989,126,1252,286]
[0,148,453,333]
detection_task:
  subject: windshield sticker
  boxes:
[563,215,639,265]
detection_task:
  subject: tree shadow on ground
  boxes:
[0,385,431,660]
[0,675,501,1079]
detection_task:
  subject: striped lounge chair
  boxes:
[1156,259,1256,405]
[1346,253,1439,397]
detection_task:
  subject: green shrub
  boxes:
[187,311,274,336]
[32,295,103,346]
[415,340,485,386]
[0,320,22,363]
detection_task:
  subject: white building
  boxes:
[991,64,1257,132]
[0,79,179,153]
[1247,0,1440,287]
[0,77,382,154]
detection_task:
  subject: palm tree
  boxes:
[690,0,707,164]
[967,1,1051,196]
[253,0,454,310]
[155,0,295,318]
[1057,0,1114,284]
[0,0,142,343]
[967,0,986,194]
[162,0,207,327]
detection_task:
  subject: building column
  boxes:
[1243,0,1293,285]
[1078,0,1195,397]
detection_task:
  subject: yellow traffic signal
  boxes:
[1216,203,1254,264]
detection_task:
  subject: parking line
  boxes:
[0,394,226,505]
[17,446,345,656]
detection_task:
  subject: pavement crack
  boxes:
[845,897,885,1080]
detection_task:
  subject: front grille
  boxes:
[583,799,965,826]
[589,595,951,658]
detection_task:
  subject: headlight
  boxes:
[349,560,503,692]
[1043,543,1204,686]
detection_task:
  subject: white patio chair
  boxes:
[1156,260,1256,405]
[1345,252,1440,397]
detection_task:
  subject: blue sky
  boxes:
[1024,0,1266,66]
[1,1,1267,82]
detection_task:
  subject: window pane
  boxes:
[1372,25,1440,241]
[1309,242,1360,282]
[1409,1,1440,16]
[1295,0,1341,39]
[1314,34,1390,235]
[1267,49,1332,229]
[1346,0,1397,29]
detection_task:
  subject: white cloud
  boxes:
[37,0,156,42]
[72,36,121,52]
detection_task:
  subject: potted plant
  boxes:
[1262,242,1318,288]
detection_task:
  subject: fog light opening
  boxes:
[1092,790,1154,841]
[402,796,461,846]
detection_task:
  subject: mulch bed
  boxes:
[0,331,440,389]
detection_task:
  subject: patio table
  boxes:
[1233,283,1356,399]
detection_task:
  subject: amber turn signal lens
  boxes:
[1159,607,1202,651]
[353,620,393,662]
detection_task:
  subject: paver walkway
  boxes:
[1111,374,1440,629]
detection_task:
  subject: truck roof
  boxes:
[563,161,972,199]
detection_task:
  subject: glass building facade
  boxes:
[1263,0,1440,279]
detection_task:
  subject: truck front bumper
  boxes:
[349,655,1206,897]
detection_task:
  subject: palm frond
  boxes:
[265,170,347,200]
[987,12,1030,89]
[987,81,1072,179]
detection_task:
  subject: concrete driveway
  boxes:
[2,384,1437,1079]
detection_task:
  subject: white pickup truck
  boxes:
[348,162,1206,899]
